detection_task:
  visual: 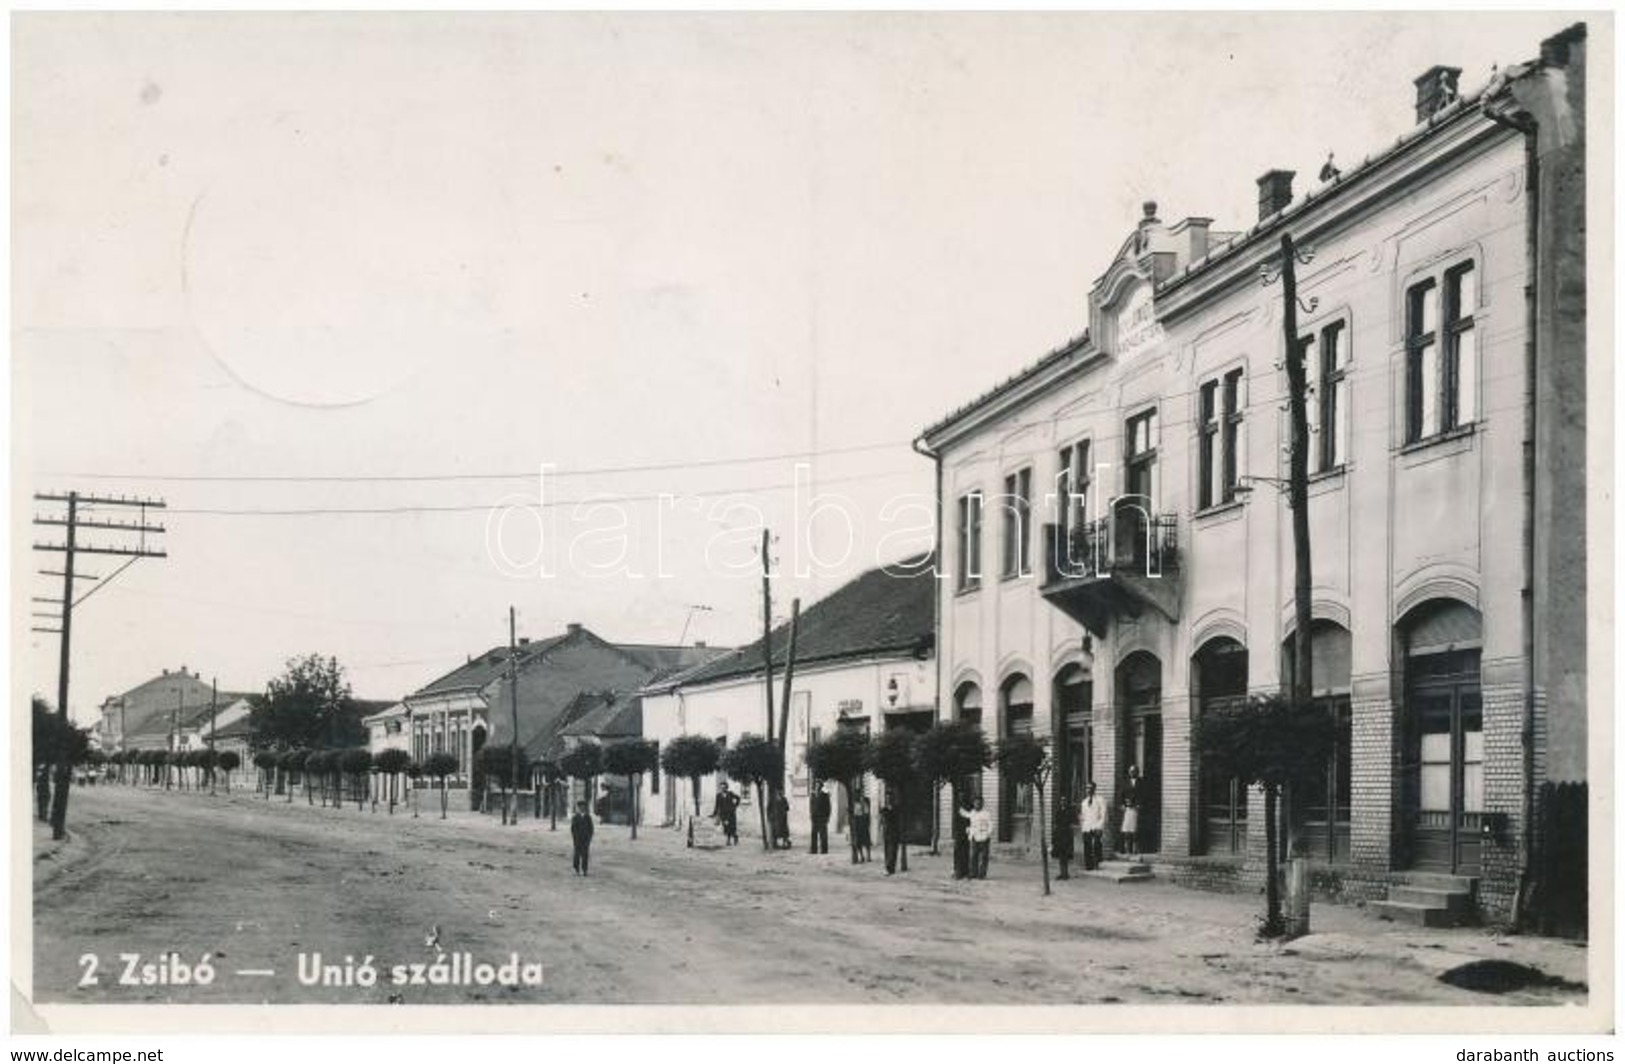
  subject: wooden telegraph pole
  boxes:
[508,607,521,826]
[32,491,167,839]
[760,529,775,745]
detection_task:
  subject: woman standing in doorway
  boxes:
[1120,765,1142,857]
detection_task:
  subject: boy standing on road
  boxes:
[571,800,594,876]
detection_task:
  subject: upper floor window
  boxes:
[1299,320,1350,472]
[1056,440,1091,536]
[1001,467,1033,578]
[956,491,983,591]
[1198,369,1244,509]
[1406,262,1478,444]
[1125,408,1158,503]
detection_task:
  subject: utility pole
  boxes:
[508,606,521,827]
[32,491,167,839]
[760,528,775,745]
[210,677,218,796]
[1279,232,1315,719]
[171,690,183,790]
[775,599,801,798]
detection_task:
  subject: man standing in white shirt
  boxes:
[960,796,993,879]
[1079,781,1107,871]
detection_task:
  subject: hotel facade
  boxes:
[915,27,1588,927]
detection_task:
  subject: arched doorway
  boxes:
[1116,651,1162,854]
[1399,600,1484,875]
[1193,637,1248,856]
[999,674,1034,844]
[953,681,984,800]
[1283,620,1353,863]
[1053,663,1093,856]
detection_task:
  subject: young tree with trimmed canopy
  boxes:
[603,740,659,840]
[1195,693,1337,939]
[721,734,784,851]
[375,749,413,814]
[866,728,923,873]
[479,743,529,825]
[806,729,872,865]
[995,734,1054,896]
[423,751,459,819]
[560,743,605,822]
[340,748,373,810]
[218,750,240,793]
[660,734,721,819]
[915,720,993,857]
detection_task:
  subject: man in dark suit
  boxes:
[951,789,971,880]
[809,782,832,854]
[570,800,595,875]
[712,781,740,845]
[880,794,901,875]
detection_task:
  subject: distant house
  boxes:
[400,622,722,810]
[97,667,244,752]
[548,690,647,823]
[362,703,411,757]
[640,555,937,844]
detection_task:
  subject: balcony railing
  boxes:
[1044,505,1179,586]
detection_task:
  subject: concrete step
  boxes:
[1080,860,1154,883]
[1388,885,1473,912]
[1370,899,1469,928]
[1400,872,1478,894]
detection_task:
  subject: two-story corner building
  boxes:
[98,666,222,751]
[915,27,1587,929]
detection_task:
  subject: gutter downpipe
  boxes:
[1482,90,1538,932]
[913,433,944,850]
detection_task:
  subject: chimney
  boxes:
[162,668,169,676]
[1414,66,1462,123]
[519,637,530,646]
[566,622,582,636]
[695,640,707,649]
[1256,170,1295,221]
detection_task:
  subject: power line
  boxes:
[46,439,913,485]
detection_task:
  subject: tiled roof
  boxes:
[408,634,570,697]
[671,555,936,689]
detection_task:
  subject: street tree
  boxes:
[721,734,784,851]
[866,728,923,872]
[806,729,871,865]
[996,734,1054,896]
[340,748,373,810]
[479,743,529,824]
[252,751,276,798]
[535,757,567,830]
[251,655,362,751]
[406,759,423,817]
[560,743,605,821]
[375,749,413,814]
[603,740,659,840]
[915,720,992,856]
[278,749,305,803]
[660,734,721,818]
[218,750,240,793]
[32,697,89,820]
[1194,693,1337,938]
[423,751,459,819]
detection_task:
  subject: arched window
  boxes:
[953,681,982,729]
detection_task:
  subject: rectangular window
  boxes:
[1407,262,1476,444]
[1056,441,1090,536]
[1125,408,1158,502]
[956,492,983,591]
[1198,372,1243,509]
[1001,467,1033,578]
[1317,321,1349,472]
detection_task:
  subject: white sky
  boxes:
[14,11,1584,720]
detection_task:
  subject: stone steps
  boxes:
[1372,874,1477,927]
[1079,858,1154,883]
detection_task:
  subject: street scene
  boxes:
[17,11,1599,1032]
[34,784,1586,1006]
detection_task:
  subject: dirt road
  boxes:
[31,784,1587,1006]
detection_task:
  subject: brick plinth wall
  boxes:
[1160,704,1193,857]
[1478,681,1527,926]
[1350,696,1395,876]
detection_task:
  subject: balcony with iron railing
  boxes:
[1041,500,1182,635]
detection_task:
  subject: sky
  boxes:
[14,11,1586,721]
